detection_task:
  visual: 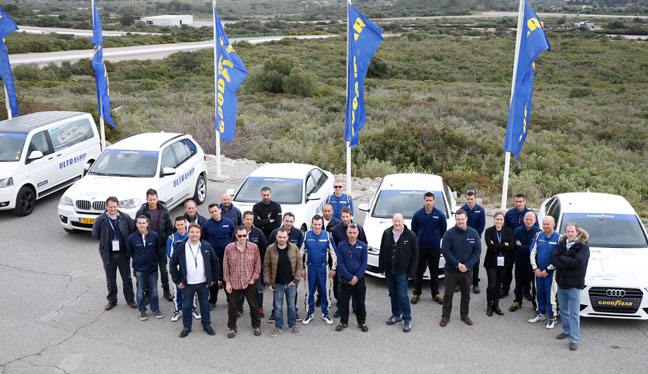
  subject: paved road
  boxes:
[16,26,161,37]
[9,35,335,67]
[1,178,647,373]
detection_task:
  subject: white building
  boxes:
[140,15,193,27]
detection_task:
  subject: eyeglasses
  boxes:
[334,186,343,189]
[236,234,247,238]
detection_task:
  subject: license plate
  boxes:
[79,218,95,224]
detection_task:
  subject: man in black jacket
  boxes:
[253,187,282,239]
[92,196,136,311]
[136,188,174,301]
[169,223,220,338]
[378,213,418,333]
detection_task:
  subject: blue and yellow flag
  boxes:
[504,0,550,159]
[344,3,382,147]
[0,7,19,117]
[214,7,247,143]
[91,3,115,127]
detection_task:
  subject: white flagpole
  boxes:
[213,0,221,177]
[3,85,11,119]
[345,1,352,195]
[92,0,106,150]
[501,0,525,210]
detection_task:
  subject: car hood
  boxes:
[363,217,412,248]
[0,162,18,179]
[585,247,648,287]
[66,174,152,202]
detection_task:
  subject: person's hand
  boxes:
[458,263,467,273]
[504,242,509,246]
[269,219,275,223]
[288,281,295,287]
[329,269,336,278]
[408,277,414,281]
[269,285,275,292]
[489,240,494,245]
[516,240,522,245]
[225,282,232,294]
[178,282,185,289]
[380,272,385,276]
[249,278,255,285]
[207,282,213,288]
[540,270,549,278]
[534,268,542,277]
[350,276,358,286]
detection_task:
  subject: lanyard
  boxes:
[496,231,502,244]
[188,242,200,269]
[108,216,118,240]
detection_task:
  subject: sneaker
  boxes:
[509,302,521,312]
[569,342,578,351]
[290,326,302,335]
[410,295,420,304]
[386,316,403,325]
[267,314,276,323]
[333,310,340,318]
[296,313,303,322]
[258,308,265,318]
[139,311,148,321]
[171,310,181,322]
[192,309,201,320]
[270,328,282,337]
[153,310,163,319]
[403,321,411,332]
[472,285,480,294]
[556,332,570,340]
[322,314,333,325]
[433,294,443,305]
[302,314,314,325]
[335,323,348,332]
[528,313,546,323]
[546,318,557,329]
[358,324,369,332]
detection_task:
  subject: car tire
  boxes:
[13,186,36,216]
[193,174,207,205]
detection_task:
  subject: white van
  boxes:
[0,112,101,216]
[538,192,648,320]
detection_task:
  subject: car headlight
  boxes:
[0,177,13,188]
[119,198,141,209]
[60,195,73,206]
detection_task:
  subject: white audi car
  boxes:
[538,192,648,320]
[58,132,208,231]
[359,173,458,278]
[228,163,334,232]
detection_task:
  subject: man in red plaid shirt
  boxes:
[224,226,262,338]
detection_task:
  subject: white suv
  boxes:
[58,132,208,231]
[0,111,101,216]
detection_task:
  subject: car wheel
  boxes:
[13,186,36,216]
[193,174,207,205]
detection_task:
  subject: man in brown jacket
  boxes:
[264,227,303,337]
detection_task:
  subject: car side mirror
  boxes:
[27,150,43,161]
[161,167,176,177]
[358,203,369,212]
[307,193,321,202]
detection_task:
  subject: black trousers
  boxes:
[413,248,441,296]
[209,259,226,305]
[442,271,472,319]
[227,286,261,330]
[103,251,134,303]
[471,259,480,286]
[514,264,534,303]
[486,267,505,304]
[339,277,366,325]
[157,252,169,290]
[501,252,516,293]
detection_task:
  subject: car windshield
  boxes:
[372,190,447,219]
[89,149,159,177]
[0,132,27,162]
[235,177,302,205]
[561,213,648,248]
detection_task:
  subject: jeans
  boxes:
[103,251,134,303]
[308,265,328,315]
[182,282,211,330]
[514,263,534,303]
[157,253,169,289]
[136,271,159,313]
[386,269,411,322]
[535,274,557,317]
[442,271,472,319]
[557,287,581,343]
[339,277,366,325]
[273,283,297,330]
[227,286,261,330]
[413,248,441,296]
[486,266,505,304]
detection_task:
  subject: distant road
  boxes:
[9,34,336,67]
[16,25,161,37]
[376,11,648,22]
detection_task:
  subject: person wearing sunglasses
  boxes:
[326,182,354,221]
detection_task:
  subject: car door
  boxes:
[48,118,95,185]
[169,140,194,204]
[24,130,54,197]
[158,145,178,207]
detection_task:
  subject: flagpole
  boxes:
[345,0,352,195]
[91,0,106,150]
[3,84,11,119]
[500,0,525,210]
[212,0,222,177]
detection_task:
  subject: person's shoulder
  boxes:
[466,226,479,237]
[222,216,235,225]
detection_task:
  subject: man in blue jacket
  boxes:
[326,181,354,221]
[440,210,481,327]
[127,216,163,321]
[411,191,447,305]
[221,192,242,226]
[461,190,486,294]
[510,212,540,312]
[529,216,560,328]
[170,223,220,338]
[335,223,368,332]
[202,203,235,309]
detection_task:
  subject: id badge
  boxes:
[497,256,505,267]
[112,240,120,252]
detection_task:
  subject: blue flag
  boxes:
[0,8,19,117]
[344,3,383,147]
[91,3,115,127]
[504,1,550,159]
[214,7,247,143]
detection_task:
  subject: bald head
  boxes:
[542,216,555,235]
[523,211,536,229]
[393,213,404,233]
[221,193,232,208]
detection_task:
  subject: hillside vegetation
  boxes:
[3,30,647,214]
